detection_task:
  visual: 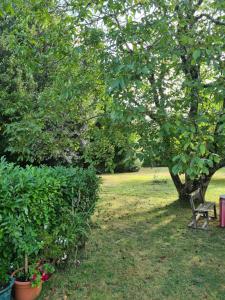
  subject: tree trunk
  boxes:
[200,175,212,198]
[169,170,213,203]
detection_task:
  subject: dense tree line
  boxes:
[0,1,140,172]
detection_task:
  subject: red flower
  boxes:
[41,273,49,282]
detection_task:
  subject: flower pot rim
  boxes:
[14,280,32,286]
[11,267,24,278]
[11,268,42,287]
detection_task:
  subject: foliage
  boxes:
[42,263,55,275]
[52,166,100,215]
[0,158,100,269]
[0,0,106,165]
[114,154,142,173]
[0,0,142,174]
[40,262,55,282]
[84,116,142,173]
[29,266,42,288]
[0,263,10,290]
[78,0,225,198]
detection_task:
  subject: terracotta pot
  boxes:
[13,280,42,300]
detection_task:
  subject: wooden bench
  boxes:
[188,188,217,229]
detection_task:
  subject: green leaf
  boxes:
[207,159,213,168]
[172,164,180,175]
[193,49,201,60]
[172,155,180,162]
[213,155,220,163]
[181,155,187,163]
[199,144,206,156]
[186,168,192,176]
[141,66,149,74]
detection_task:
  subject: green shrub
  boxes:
[0,261,10,290]
[0,158,100,268]
[113,149,143,173]
[53,166,100,214]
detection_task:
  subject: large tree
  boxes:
[0,0,106,165]
[0,0,141,172]
[80,0,225,201]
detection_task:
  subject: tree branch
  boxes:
[148,74,160,108]
[114,16,133,53]
[169,170,184,193]
[195,14,225,26]
[83,3,142,26]
[129,97,158,122]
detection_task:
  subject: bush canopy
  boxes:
[0,159,100,270]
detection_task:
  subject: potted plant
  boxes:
[0,264,15,300]
[12,254,42,300]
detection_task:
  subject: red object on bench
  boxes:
[220,195,225,227]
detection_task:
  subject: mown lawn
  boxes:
[40,167,225,300]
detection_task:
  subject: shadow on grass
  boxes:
[41,200,225,300]
[93,201,223,299]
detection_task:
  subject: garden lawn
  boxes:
[40,167,225,300]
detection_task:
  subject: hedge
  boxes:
[0,158,100,270]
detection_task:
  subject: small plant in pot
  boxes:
[0,264,15,300]
[12,254,42,300]
[11,227,44,300]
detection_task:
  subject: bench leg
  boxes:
[214,204,217,219]
[201,212,209,229]
[205,212,209,228]
[193,213,197,228]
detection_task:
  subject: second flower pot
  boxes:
[0,277,15,300]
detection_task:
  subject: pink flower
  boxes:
[41,273,49,281]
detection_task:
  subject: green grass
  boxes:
[40,167,225,300]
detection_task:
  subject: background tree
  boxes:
[82,0,225,201]
[84,113,142,173]
[0,0,106,165]
[0,0,141,172]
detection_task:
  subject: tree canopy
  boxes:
[0,0,106,164]
[81,0,225,199]
[0,0,225,199]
